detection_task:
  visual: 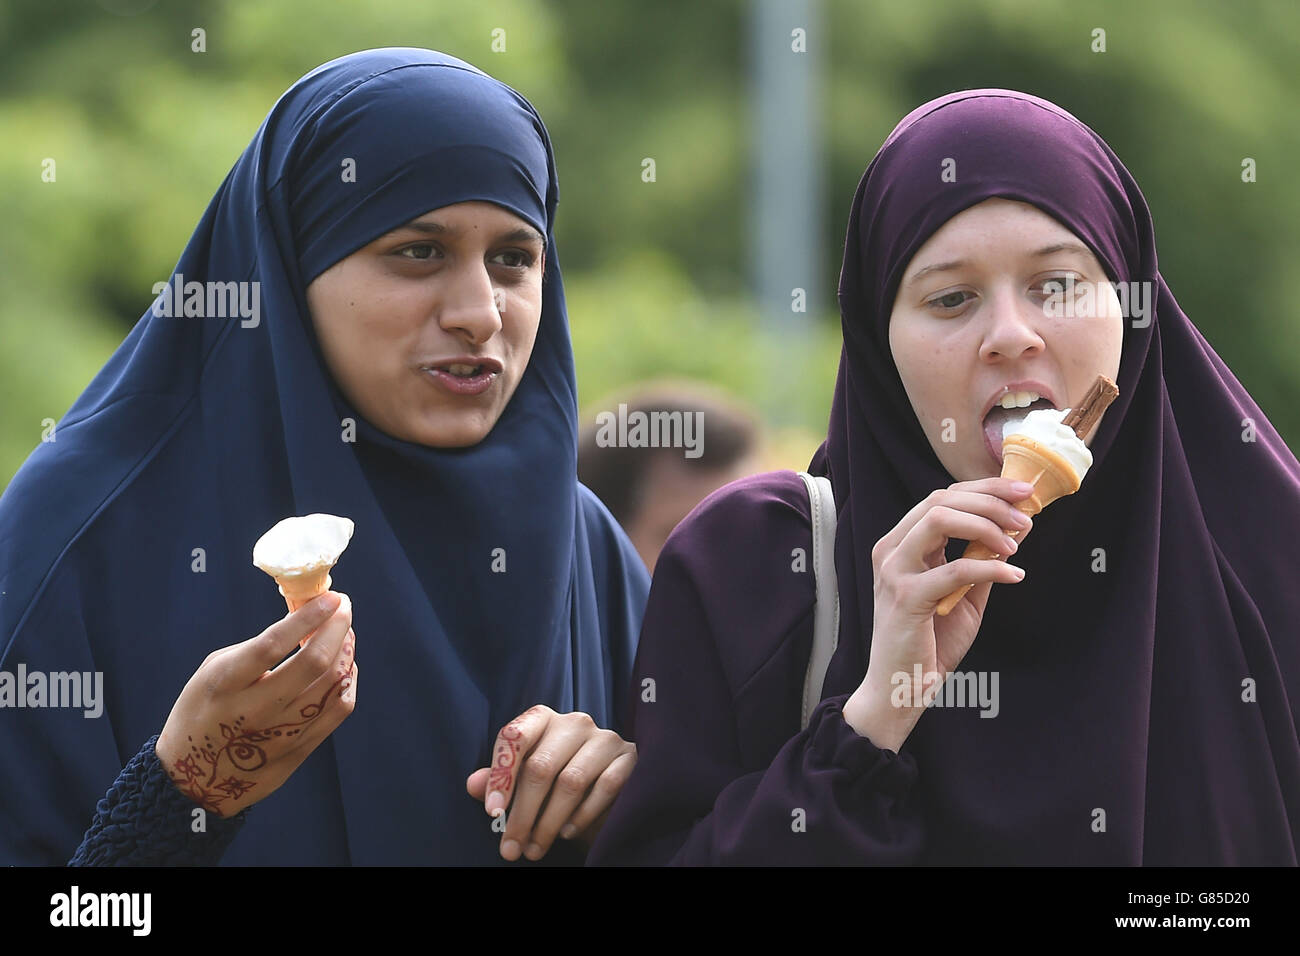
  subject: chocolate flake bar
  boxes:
[1061,375,1119,439]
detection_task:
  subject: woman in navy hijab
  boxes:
[590,90,1300,865]
[0,49,648,865]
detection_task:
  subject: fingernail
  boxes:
[1011,565,1026,578]
[486,791,505,816]
[560,823,577,840]
[1003,536,1019,553]
[1011,481,1034,494]
[1010,511,1032,528]
[501,839,520,859]
[315,592,340,613]
[525,842,542,859]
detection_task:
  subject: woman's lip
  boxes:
[421,367,498,396]
[421,356,504,374]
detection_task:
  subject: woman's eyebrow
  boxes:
[498,226,546,246]
[907,259,967,285]
[906,242,1095,285]
[392,219,545,245]
[1031,241,1094,260]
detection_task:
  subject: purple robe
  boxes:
[589,90,1300,865]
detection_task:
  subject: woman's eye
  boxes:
[929,290,971,311]
[492,250,534,269]
[1035,274,1082,297]
[398,243,438,261]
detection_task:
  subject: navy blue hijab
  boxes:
[0,48,648,864]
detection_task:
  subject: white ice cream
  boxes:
[253,513,354,578]
[1002,407,1093,480]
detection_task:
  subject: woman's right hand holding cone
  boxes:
[154,591,357,818]
[842,478,1033,751]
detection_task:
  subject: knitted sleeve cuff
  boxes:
[69,734,249,867]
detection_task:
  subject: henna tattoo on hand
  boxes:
[162,678,343,814]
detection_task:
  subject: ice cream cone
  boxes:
[275,570,333,613]
[252,513,354,620]
[998,436,1081,511]
[934,436,1081,616]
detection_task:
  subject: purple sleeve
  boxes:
[588,474,924,865]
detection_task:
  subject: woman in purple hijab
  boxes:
[588,90,1300,865]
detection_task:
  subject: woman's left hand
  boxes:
[465,705,636,861]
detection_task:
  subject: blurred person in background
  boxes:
[579,382,762,571]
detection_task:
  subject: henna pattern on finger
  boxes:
[485,707,548,796]
[487,719,524,794]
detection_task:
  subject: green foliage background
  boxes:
[1,0,1296,489]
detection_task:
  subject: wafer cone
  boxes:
[275,569,333,613]
[934,436,1081,616]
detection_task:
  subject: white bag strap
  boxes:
[797,472,839,731]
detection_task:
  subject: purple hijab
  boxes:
[809,90,1300,862]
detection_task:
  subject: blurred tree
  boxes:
[0,0,1295,489]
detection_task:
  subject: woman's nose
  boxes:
[978,287,1045,362]
[437,262,503,345]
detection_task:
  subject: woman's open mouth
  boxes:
[982,391,1057,465]
[420,359,502,396]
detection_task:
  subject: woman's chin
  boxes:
[945,458,1002,482]
[404,410,499,449]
